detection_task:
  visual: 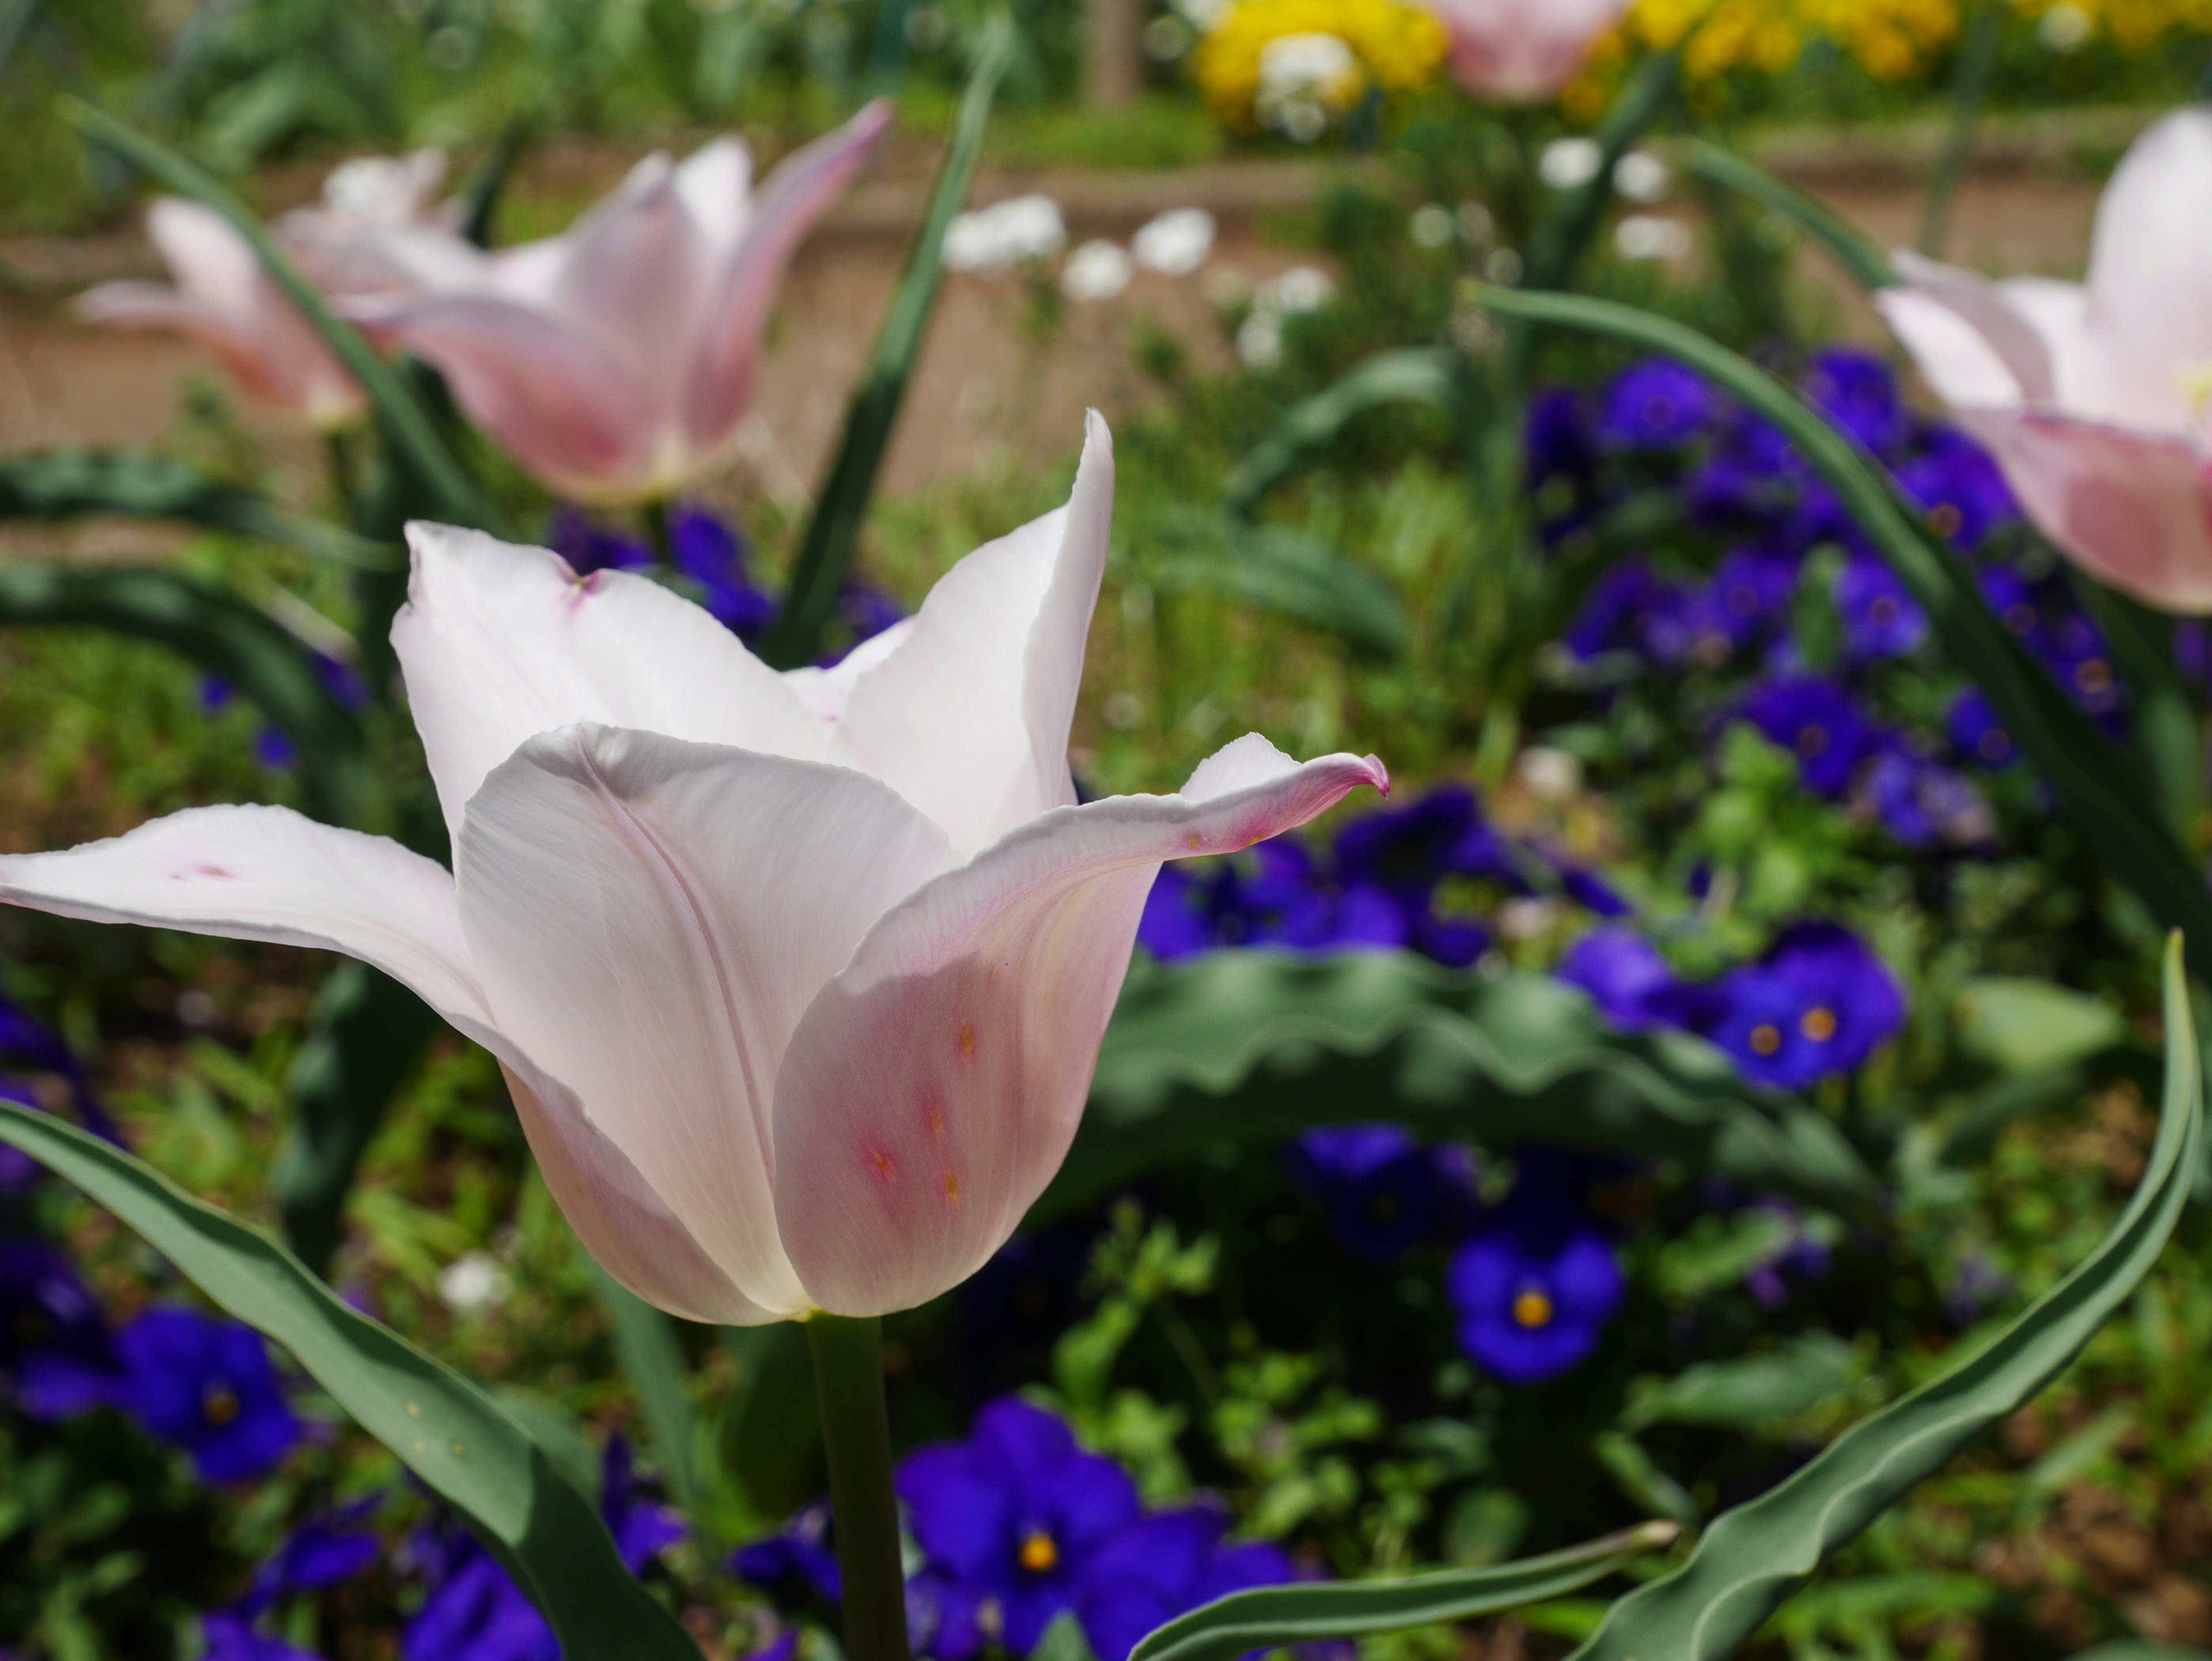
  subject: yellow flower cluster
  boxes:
[1611,0,1963,81]
[1194,0,1447,133]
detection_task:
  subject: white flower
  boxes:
[1516,746,1582,801]
[1132,207,1217,276]
[1062,240,1134,302]
[1256,32,1361,140]
[2037,2,2091,50]
[942,194,1069,272]
[439,1251,512,1314]
[1614,214,1691,261]
[1539,137,1604,191]
[1410,204,1457,248]
[1263,264,1335,315]
[1612,150,1669,204]
[1237,311,1285,369]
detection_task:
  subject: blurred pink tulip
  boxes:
[1877,110,2212,612]
[342,103,895,505]
[80,199,370,430]
[0,417,1386,1324]
[1419,0,1631,101]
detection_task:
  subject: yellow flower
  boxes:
[1196,0,1447,134]
[1612,0,1959,80]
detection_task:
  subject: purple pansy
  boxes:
[1446,1186,1624,1385]
[0,1238,127,1418]
[1597,360,1717,449]
[118,1307,302,1482]
[1564,558,1667,663]
[1947,689,2015,769]
[1802,348,1906,457]
[1835,552,1927,661]
[1556,929,1679,1032]
[549,508,652,576]
[238,1497,383,1617]
[733,1498,843,1605]
[1738,677,1884,798]
[671,508,779,641]
[200,1613,323,1661]
[1285,1125,1478,1262]
[1076,1507,1296,1661]
[1691,922,1906,1091]
[1854,748,1991,851]
[1895,429,2016,550]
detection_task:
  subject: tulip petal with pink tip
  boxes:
[771,735,1388,1316]
[2078,109,2212,434]
[1955,410,2212,614]
[456,724,957,1316]
[393,523,836,843]
[686,101,895,449]
[552,154,719,408]
[1425,0,1628,101]
[833,415,1112,856]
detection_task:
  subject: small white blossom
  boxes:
[943,194,1069,271]
[1132,207,1216,275]
[1062,240,1134,301]
[1539,137,1604,191]
[438,1251,512,1315]
[1612,150,1669,204]
[1410,204,1456,248]
[1615,214,1691,262]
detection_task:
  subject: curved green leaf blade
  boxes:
[1681,142,1895,293]
[1151,523,1409,657]
[63,100,506,539]
[1567,931,2203,1661]
[1131,1522,1677,1661]
[0,562,380,829]
[762,19,1013,668]
[0,1099,706,1661]
[0,450,393,569]
[1040,953,1879,1220]
[1224,348,1468,516]
[1475,283,2212,980]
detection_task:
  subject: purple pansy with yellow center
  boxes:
[1446,1182,1624,1385]
[1947,688,2016,769]
[1835,552,1927,661]
[1597,360,1717,450]
[1692,922,1906,1091]
[1895,429,2016,550]
[118,1307,301,1482]
[1738,676,1883,799]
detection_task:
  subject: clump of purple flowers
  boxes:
[1559,922,1906,1092]
[1446,1149,1626,1385]
[1283,1125,1479,1263]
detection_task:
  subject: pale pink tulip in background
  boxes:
[342,103,895,505]
[1419,0,1631,101]
[0,417,1386,1325]
[1877,110,2212,612]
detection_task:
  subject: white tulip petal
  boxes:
[456,724,956,1314]
[2081,109,2212,433]
[393,523,835,845]
[675,137,755,256]
[772,739,1388,1316]
[834,414,1114,856]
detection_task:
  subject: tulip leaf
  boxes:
[1224,348,1471,516]
[1519,48,1681,301]
[592,1261,706,1518]
[62,99,507,539]
[1565,931,2202,1661]
[1621,1334,1857,1432]
[1475,284,2212,982]
[0,1098,707,1661]
[0,561,381,829]
[1150,522,1410,659]
[1951,977,2124,1077]
[1680,142,1896,293]
[762,18,1014,669]
[1042,953,1880,1220]
[1129,1522,1678,1661]
[0,449,395,569]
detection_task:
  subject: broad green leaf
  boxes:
[0,562,381,830]
[1592,1431,1700,1527]
[1680,142,1896,293]
[1040,953,1879,1220]
[593,1262,705,1518]
[1567,931,2203,1661]
[1475,285,2212,981]
[1223,348,1468,516]
[760,20,1013,668]
[1150,523,1410,658]
[63,100,506,539]
[721,1322,823,1521]
[0,1099,706,1661]
[1520,50,1683,299]
[273,961,442,1274]
[1622,1334,1856,1431]
[1952,977,2126,1077]
[1129,1522,1677,1661]
[0,450,392,569]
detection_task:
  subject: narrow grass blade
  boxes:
[1130,1522,1677,1661]
[1151,522,1410,658]
[0,1100,707,1661]
[1681,142,1895,293]
[1474,284,2212,979]
[1567,932,2203,1661]
[1224,347,1468,516]
[592,1262,704,1518]
[760,20,1014,668]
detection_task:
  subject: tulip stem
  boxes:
[806,1313,913,1661]
[643,498,674,568]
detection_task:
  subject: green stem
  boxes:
[1917,0,2002,259]
[807,1314,913,1661]
[643,497,675,567]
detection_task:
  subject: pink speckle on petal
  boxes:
[957,1021,976,1059]
[184,863,234,880]
[865,1144,897,1182]
[942,1170,961,1202]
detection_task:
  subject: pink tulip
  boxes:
[341,103,895,506]
[0,417,1386,1323]
[80,199,370,430]
[1419,0,1631,102]
[1877,109,2212,612]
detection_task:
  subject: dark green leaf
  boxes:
[1680,142,1896,293]
[1567,931,2203,1661]
[1622,1335,1856,1431]
[1039,953,1880,1220]
[721,1322,823,1520]
[0,1099,706,1661]
[461,120,533,249]
[760,19,1013,668]
[0,450,393,568]
[1151,523,1409,658]
[0,562,380,829]
[63,100,506,538]
[1592,1432,1700,1526]
[1130,1522,1677,1661]
[1223,348,1468,516]
[1475,284,2212,982]
[593,1263,704,1517]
